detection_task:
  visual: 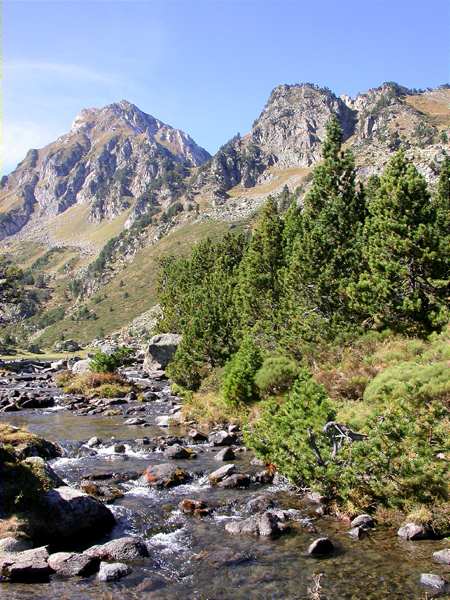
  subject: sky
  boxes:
[2,0,449,174]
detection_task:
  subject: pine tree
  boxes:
[234,197,284,331]
[280,117,366,347]
[351,150,448,333]
[221,334,263,405]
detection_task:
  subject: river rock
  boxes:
[155,415,170,427]
[433,548,450,564]
[22,456,65,488]
[245,495,276,514]
[85,536,149,561]
[143,463,189,488]
[71,359,91,374]
[218,473,251,489]
[124,417,147,426]
[97,561,131,582]
[188,429,208,442]
[54,339,81,352]
[31,486,115,543]
[164,444,192,459]
[0,537,33,554]
[307,537,335,557]
[208,463,236,484]
[0,546,51,582]
[351,514,375,529]
[397,522,430,540]
[113,444,126,453]
[225,511,286,537]
[348,526,367,540]
[214,447,235,461]
[86,436,102,448]
[420,573,449,592]
[179,499,211,517]
[208,430,236,446]
[48,551,99,577]
[143,333,182,372]
[198,547,254,568]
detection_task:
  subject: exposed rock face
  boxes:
[0,100,210,240]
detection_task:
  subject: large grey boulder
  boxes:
[143,333,182,372]
[84,536,149,561]
[31,486,115,543]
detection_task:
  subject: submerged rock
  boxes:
[225,511,288,537]
[433,549,450,565]
[420,573,449,592]
[179,499,211,517]
[397,522,431,541]
[195,547,254,568]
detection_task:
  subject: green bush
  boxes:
[245,369,336,488]
[90,347,133,373]
[221,335,263,405]
[254,355,298,397]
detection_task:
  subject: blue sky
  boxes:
[3,0,449,174]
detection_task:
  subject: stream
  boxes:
[0,361,448,600]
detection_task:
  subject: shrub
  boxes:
[254,355,298,397]
[221,336,263,405]
[90,347,133,373]
[245,369,336,489]
[55,371,133,398]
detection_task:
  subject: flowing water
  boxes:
[0,374,449,600]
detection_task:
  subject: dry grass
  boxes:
[0,423,40,448]
[55,370,133,398]
[181,390,248,428]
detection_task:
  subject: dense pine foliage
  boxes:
[157,120,449,517]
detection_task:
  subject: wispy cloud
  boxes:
[4,60,118,85]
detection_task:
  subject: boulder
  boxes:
[21,456,65,488]
[208,464,236,484]
[348,526,367,540]
[0,546,51,583]
[47,551,99,577]
[179,499,211,517]
[433,549,450,565]
[397,522,430,541]
[188,429,208,442]
[214,447,235,461]
[143,463,189,488]
[218,474,251,489]
[143,334,182,372]
[86,436,102,448]
[245,495,276,514]
[420,573,449,592]
[97,561,131,582]
[351,514,375,529]
[71,359,91,375]
[85,536,149,561]
[208,430,236,446]
[307,537,335,557]
[31,486,115,543]
[164,444,193,460]
[225,511,286,537]
[54,339,81,353]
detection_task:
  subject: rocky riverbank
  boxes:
[0,357,449,598]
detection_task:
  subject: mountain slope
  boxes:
[0,100,210,242]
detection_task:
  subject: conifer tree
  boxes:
[351,150,448,332]
[234,197,284,331]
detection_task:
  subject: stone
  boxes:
[85,536,149,561]
[143,463,189,488]
[208,464,236,484]
[155,415,170,427]
[397,522,430,541]
[307,537,335,557]
[47,551,99,577]
[124,417,147,426]
[0,546,51,583]
[71,359,91,375]
[114,444,126,453]
[0,537,33,554]
[433,548,450,565]
[225,511,286,537]
[188,429,208,442]
[218,474,251,489]
[21,456,65,488]
[54,339,81,352]
[97,561,131,582]
[197,548,253,568]
[179,499,211,517]
[348,526,367,540]
[214,447,235,461]
[208,430,236,446]
[31,486,115,543]
[164,444,192,459]
[351,514,375,529]
[420,573,449,592]
[143,333,182,372]
[86,436,102,448]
